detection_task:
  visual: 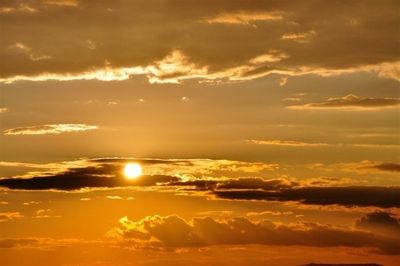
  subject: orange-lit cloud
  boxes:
[203,11,284,25]
[0,212,24,222]
[288,94,400,110]
[1,158,398,209]
[108,214,400,254]
[246,140,328,147]
[3,124,98,135]
[281,30,317,43]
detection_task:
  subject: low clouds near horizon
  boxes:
[107,212,400,254]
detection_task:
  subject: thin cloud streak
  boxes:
[3,124,98,135]
[288,94,400,111]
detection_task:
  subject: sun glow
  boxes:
[124,163,142,179]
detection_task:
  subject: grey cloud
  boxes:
[0,0,399,83]
[213,187,400,208]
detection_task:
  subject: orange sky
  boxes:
[0,1,399,265]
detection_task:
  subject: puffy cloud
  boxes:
[108,215,400,254]
[288,94,400,110]
[3,124,98,135]
[0,0,399,83]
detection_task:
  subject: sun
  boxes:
[124,163,142,179]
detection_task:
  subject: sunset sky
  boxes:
[0,1,399,265]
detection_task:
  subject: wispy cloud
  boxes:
[204,11,284,25]
[246,140,328,147]
[288,94,400,110]
[3,124,98,135]
[281,30,317,43]
[0,212,24,222]
[246,139,400,149]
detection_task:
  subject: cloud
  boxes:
[0,167,178,191]
[0,4,37,14]
[0,212,24,222]
[281,30,317,43]
[213,186,400,208]
[355,212,400,236]
[246,140,329,147]
[0,1,399,83]
[3,124,98,135]
[279,77,288,86]
[42,0,79,7]
[203,11,284,25]
[9,42,52,61]
[247,140,400,149]
[0,237,93,249]
[0,107,8,113]
[369,163,400,172]
[1,158,398,210]
[0,238,39,248]
[288,94,400,110]
[105,196,123,200]
[108,215,400,254]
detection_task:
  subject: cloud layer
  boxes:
[108,214,400,254]
[1,0,399,83]
[0,158,399,209]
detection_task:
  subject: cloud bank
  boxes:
[0,158,399,209]
[0,0,399,83]
[108,214,400,254]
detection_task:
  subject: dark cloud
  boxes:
[213,187,400,208]
[216,177,297,190]
[355,212,400,236]
[1,158,398,210]
[0,161,178,190]
[289,94,400,110]
[370,163,400,172]
[111,215,400,254]
[0,0,399,83]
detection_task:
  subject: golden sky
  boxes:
[0,1,399,265]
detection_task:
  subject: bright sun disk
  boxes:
[124,163,142,179]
